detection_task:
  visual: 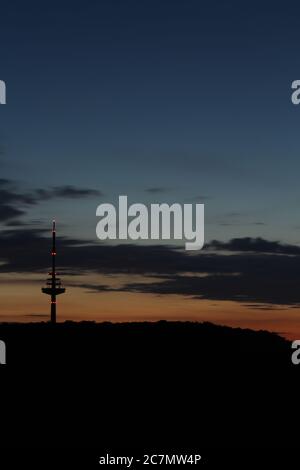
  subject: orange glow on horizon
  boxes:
[0,272,299,340]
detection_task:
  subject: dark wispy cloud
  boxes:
[0,205,26,222]
[207,237,300,255]
[144,187,170,194]
[0,180,36,206]
[185,195,211,202]
[0,230,300,306]
[116,271,300,306]
[35,186,103,200]
[0,180,103,224]
[67,283,114,293]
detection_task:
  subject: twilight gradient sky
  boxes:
[1,0,300,338]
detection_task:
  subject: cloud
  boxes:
[0,205,26,222]
[0,180,103,224]
[185,195,211,202]
[116,270,300,305]
[0,178,11,186]
[207,237,300,255]
[0,230,184,274]
[0,179,36,206]
[35,186,103,200]
[0,230,300,306]
[144,187,170,194]
[66,283,113,293]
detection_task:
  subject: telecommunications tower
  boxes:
[42,220,66,324]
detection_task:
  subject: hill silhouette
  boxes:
[0,320,298,454]
[0,320,292,367]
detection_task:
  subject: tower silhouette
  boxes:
[42,220,66,324]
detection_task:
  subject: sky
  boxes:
[1,0,300,338]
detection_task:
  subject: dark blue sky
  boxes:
[1,0,300,242]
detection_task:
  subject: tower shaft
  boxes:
[51,294,56,324]
[51,221,56,323]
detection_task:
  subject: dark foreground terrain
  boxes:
[0,321,299,463]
